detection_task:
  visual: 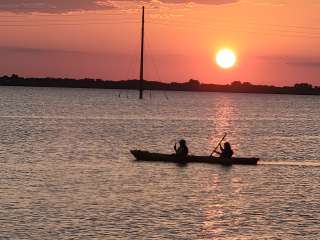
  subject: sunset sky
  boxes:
[0,0,319,86]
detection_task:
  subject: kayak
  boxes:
[130,150,259,165]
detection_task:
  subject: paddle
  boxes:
[210,133,227,156]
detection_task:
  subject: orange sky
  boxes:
[0,0,319,86]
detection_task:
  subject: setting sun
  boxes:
[216,49,237,69]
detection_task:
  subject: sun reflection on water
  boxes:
[209,96,240,156]
[201,171,254,239]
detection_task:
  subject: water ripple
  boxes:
[0,87,319,239]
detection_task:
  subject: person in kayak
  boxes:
[216,142,233,158]
[174,139,189,158]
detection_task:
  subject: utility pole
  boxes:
[139,6,145,99]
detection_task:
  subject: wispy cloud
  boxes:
[0,0,114,13]
[240,0,286,7]
[0,0,239,13]
[259,55,320,68]
[155,0,238,4]
[0,46,86,54]
[287,60,320,68]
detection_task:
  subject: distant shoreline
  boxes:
[1,74,320,96]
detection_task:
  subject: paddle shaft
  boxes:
[210,133,227,156]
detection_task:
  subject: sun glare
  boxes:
[216,49,237,69]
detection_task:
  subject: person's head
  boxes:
[179,139,186,146]
[224,142,231,150]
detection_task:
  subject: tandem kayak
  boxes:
[130,150,259,165]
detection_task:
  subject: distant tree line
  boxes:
[0,74,320,95]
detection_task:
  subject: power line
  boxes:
[1,15,320,39]
[147,19,320,35]
[0,12,134,18]
[0,17,138,22]
[1,12,319,32]
[146,20,320,39]
[177,17,320,32]
[0,21,139,27]
[1,16,319,36]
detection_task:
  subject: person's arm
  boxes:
[219,144,224,152]
[214,150,221,155]
[174,143,177,152]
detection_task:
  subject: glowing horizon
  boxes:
[0,1,319,86]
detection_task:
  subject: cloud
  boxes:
[240,0,286,6]
[0,0,239,13]
[259,55,320,68]
[155,0,238,4]
[0,0,114,13]
[286,60,320,68]
[0,46,86,55]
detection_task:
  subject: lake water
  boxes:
[0,86,319,239]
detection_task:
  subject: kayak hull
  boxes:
[131,150,259,165]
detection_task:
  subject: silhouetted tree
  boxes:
[0,75,320,95]
[294,83,313,89]
[231,81,242,87]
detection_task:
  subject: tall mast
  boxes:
[139,6,145,99]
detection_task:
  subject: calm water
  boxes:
[0,86,319,239]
